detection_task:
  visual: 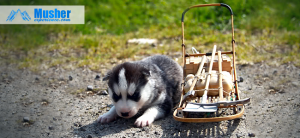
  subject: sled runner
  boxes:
[173,3,250,122]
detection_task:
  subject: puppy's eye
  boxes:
[127,90,140,102]
[112,92,121,102]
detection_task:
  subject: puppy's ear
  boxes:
[102,71,112,81]
[142,69,151,78]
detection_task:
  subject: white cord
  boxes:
[192,47,199,54]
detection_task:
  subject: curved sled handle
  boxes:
[181,3,233,22]
[181,3,235,51]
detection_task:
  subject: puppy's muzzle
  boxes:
[121,112,129,117]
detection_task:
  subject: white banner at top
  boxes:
[0,6,85,24]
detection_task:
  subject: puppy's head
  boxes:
[103,62,152,118]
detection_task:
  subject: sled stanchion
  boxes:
[181,21,186,68]
[218,51,224,101]
[231,15,239,100]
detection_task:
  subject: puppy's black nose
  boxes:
[121,112,129,117]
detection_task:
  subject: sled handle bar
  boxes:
[181,3,233,22]
[181,3,234,47]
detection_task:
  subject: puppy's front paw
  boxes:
[97,106,117,124]
[97,112,117,123]
[134,115,154,127]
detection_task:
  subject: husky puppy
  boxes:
[97,55,183,127]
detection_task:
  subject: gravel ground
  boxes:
[0,60,299,138]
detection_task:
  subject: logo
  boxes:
[1,6,84,24]
[6,9,31,22]
[33,8,71,22]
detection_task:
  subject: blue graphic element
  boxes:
[6,9,31,22]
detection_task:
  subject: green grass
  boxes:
[0,0,300,71]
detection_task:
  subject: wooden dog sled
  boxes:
[173,3,250,122]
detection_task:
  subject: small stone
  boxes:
[100,105,107,109]
[95,75,101,80]
[236,133,243,138]
[291,82,299,87]
[87,134,93,138]
[267,128,273,133]
[41,99,49,105]
[238,77,244,83]
[247,85,252,90]
[142,127,149,133]
[86,106,92,110]
[49,126,54,130]
[154,131,159,135]
[268,104,272,108]
[278,89,285,93]
[273,70,278,75]
[74,122,82,127]
[100,90,108,95]
[23,122,30,126]
[287,98,291,101]
[69,76,73,81]
[248,133,256,137]
[35,77,39,81]
[87,85,93,91]
[53,117,57,121]
[23,117,30,122]
[86,91,93,95]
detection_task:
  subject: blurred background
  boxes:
[0,0,299,71]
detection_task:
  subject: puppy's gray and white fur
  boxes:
[97,55,183,127]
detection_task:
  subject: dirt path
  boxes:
[0,61,299,138]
